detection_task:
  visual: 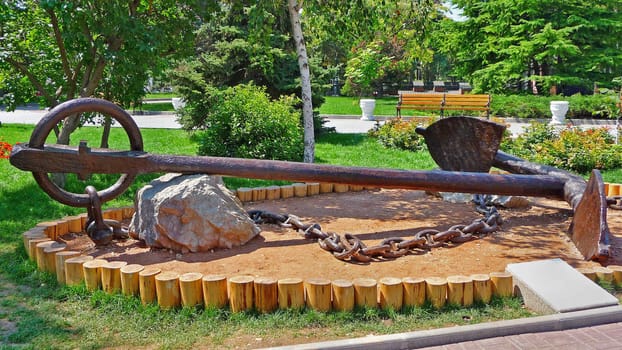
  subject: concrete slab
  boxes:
[506,258,619,314]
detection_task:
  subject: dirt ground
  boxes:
[61,189,622,280]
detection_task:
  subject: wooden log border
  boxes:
[21,182,622,312]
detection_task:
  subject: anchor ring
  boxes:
[28,98,143,207]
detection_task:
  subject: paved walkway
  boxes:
[421,322,622,349]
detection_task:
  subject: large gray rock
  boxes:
[129,173,260,253]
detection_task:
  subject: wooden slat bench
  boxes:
[396,93,444,117]
[443,94,491,118]
[396,92,491,118]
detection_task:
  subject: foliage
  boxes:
[342,42,392,96]
[169,1,327,111]
[491,94,620,119]
[0,0,218,151]
[368,118,431,152]
[194,84,304,161]
[0,140,12,158]
[443,0,622,94]
[501,122,622,174]
[304,1,438,96]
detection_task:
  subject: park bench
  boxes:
[443,94,491,119]
[396,92,491,118]
[396,93,445,117]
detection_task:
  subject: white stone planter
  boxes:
[171,97,186,111]
[359,99,376,121]
[549,101,569,125]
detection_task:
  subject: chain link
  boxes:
[248,194,504,263]
[608,196,622,210]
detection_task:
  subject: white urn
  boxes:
[549,101,569,125]
[359,99,376,121]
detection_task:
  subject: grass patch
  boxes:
[1,123,620,348]
[133,102,175,112]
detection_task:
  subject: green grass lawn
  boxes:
[0,124,619,349]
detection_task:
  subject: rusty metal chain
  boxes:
[248,194,503,263]
[608,196,622,210]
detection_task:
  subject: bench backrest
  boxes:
[399,93,444,105]
[443,94,491,107]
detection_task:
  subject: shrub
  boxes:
[195,84,304,161]
[501,122,622,174]
[368,118,430,152]
[490,94,619,119]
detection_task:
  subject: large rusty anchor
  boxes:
[9,98,612,260]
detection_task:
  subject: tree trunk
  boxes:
[101,115,112,149]
[287,0,315,163]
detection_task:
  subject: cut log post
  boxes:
[490,272,513,297]
[293,183,308,197]
[446,275,473,306]
[155,271,181,309]
[332,279,354,312]
[66,216,83,233]
[83,259,108,291]
[202,275,228,309]
[22,228,47,258]
[55,250,80,284]
[179,272,203,308]
[103,208,123,221]
[266,186,281,200]
[55,220,69,237]
[277,278,304,310]
[304,278,332,312]
[28,237,51,261]
[471,274,492,304]
[252,187,267,202]
[122,207,135,220]
[139,267,161,305]
[280,185,294,199]
[319,183,333,193]
[37,221,57,240]
[402,277,426,307]
[101,261,127,293]
[379,277,403,310]
[593,266,613,283]
[349,185,364,192]
[228,275,254,312]
[576,267,597,281]
[120,264,144,296]
[353,278,377,308]
[254,277,278,313]
[306,182,320,196]
[35,240,58,272]
[608,183,621,197]
[42,242,67,274]
[236,187,252,202]
[607,265,622,288]
[64,255,94,285]
[333,184,349,193]
[425,277,447,309]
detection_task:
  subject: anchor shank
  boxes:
[11,143,566,198]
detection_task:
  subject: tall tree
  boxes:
[0,0,216,145]
[444,0,622,94]
[287,0,314,163]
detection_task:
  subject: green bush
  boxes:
[368,118,431,152]
[195,84,304,161]
[491,94,619,119]
[501,122,622,174]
